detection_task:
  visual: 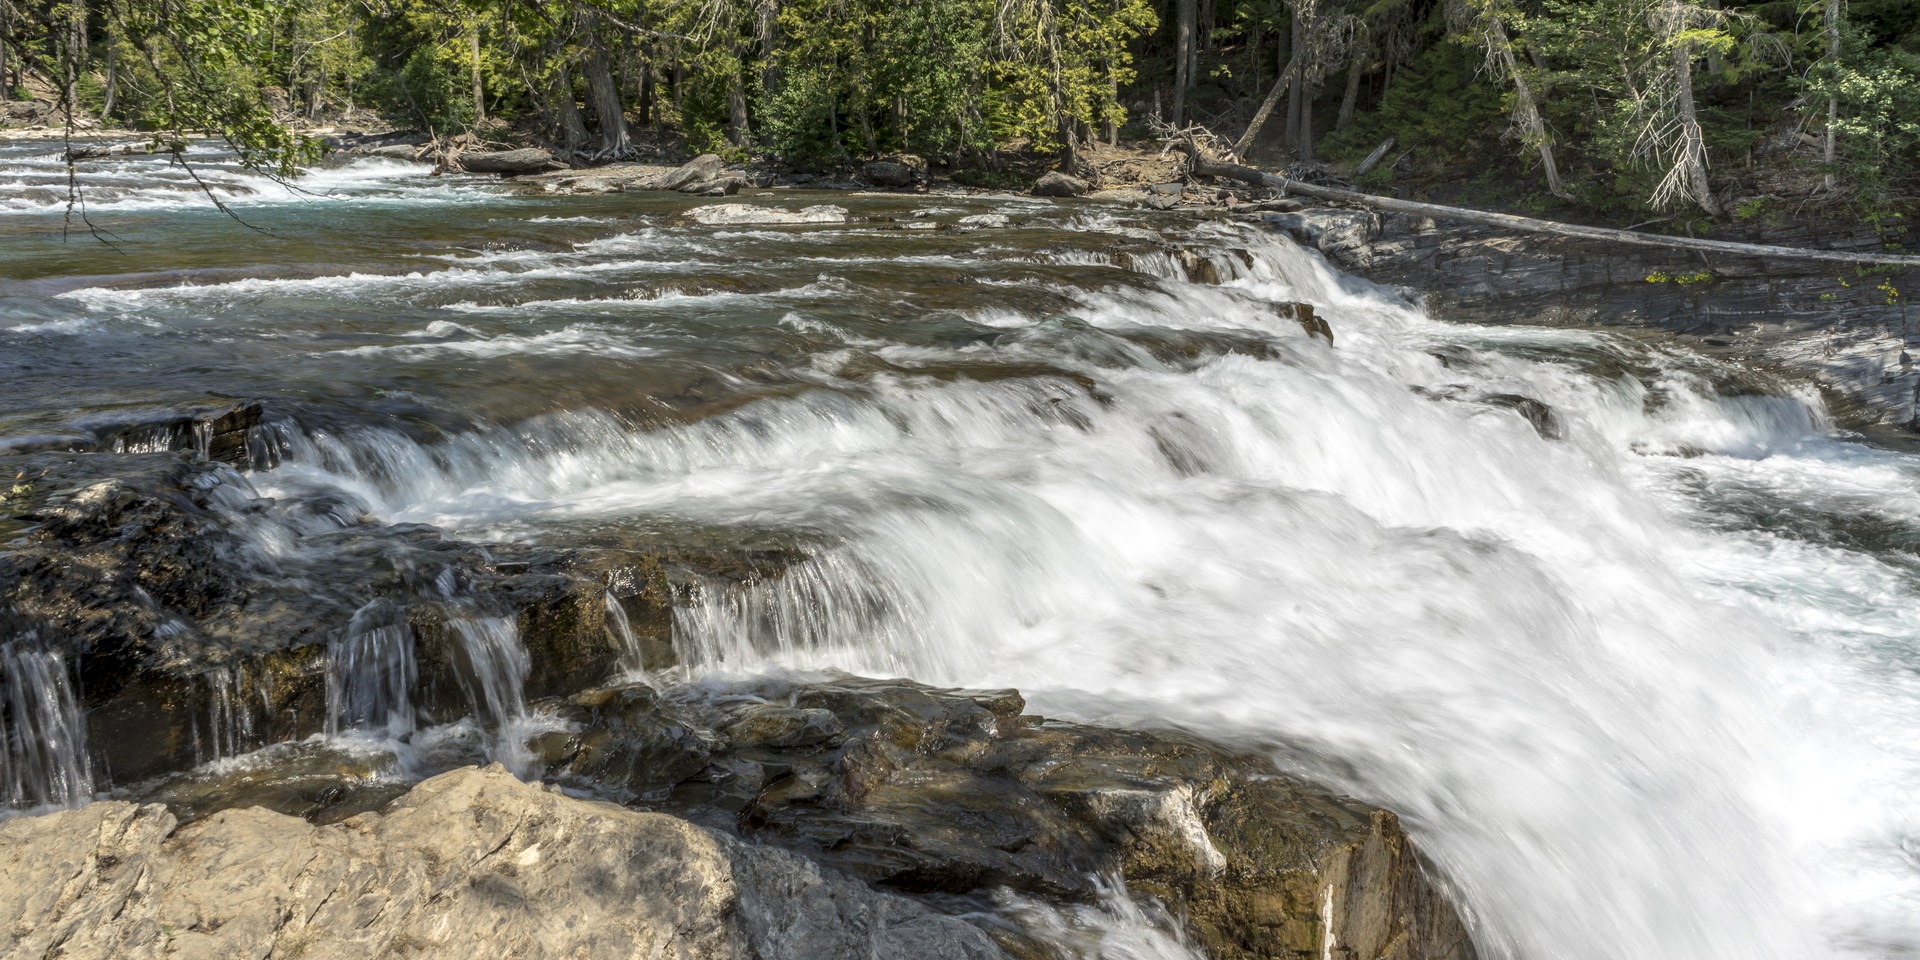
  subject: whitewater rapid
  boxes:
[6,147,1919,959]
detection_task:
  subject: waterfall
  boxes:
[1,641,94,810]
[445,616,533,772]
[327,600,419,744]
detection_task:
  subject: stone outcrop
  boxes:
[1033,171,1091,198]
[862,156,926,189]
[0,765,1004,960]
[533,675,1478,960]
[0,429,795,785]
[1260,207,1920,430]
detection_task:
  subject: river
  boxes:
[2,141,1918,959]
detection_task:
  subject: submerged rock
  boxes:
[0,764,1005,960]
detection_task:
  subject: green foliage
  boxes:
[371,45,472,133]
[1322,42,1504,175]
[1803,23,1920,204]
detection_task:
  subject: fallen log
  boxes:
[1186,149,1920,268]
[457,147,563,174]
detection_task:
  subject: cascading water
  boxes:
[7,151,1920,958]
[445,615,534,772]
[1,640,94,810]
[328,600,420,746]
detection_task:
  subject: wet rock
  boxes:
[1033,171,1091,198]
[76,400,264,466]
[0,448,797,788]
[862,156,926,189]
[0,764,1005,960]
[539,675,1477,960]
[683,174,751,197]
[1261,209,1380,266]
[515,162,676,195]
[1480,394,1564,440]
[1275,301,1334,344]
[686,203,851,226]
[659,153,728,192]
[459,147,564,174]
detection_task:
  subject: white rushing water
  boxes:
[238,222,1920,960]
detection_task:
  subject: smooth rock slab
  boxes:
[0,765,1003,960]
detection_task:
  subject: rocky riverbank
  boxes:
[2,676,1476,960]
[1255,206,1920,434]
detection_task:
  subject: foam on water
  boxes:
[0,142,494,215]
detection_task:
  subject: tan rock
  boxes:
[0,765,1002,960]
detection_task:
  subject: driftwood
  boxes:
[1186,149,1920,268]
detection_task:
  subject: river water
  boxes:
[3,141,1919,959]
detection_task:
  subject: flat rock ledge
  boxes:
[0,765,1003,960]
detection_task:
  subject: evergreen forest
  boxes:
[3,0,1918,218]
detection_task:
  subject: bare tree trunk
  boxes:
[638,58,653,127]
[727,65,751,147]
[470,28,485,123]
[1187,0,1201,91]
[0,1,11,98]
[1824,0,1839,190]
[1672,40,1720,215]
[1231,44,1303,156]
[101,38,116,118]
[64,0,85,112]
[1476,3,1571,200]
[548,61,591,157]
[1284,12,1304,150]
[584,39,633,158]
[1299,85,1314,159]
[1172,0,1193,124]
[1338,48,1363,127]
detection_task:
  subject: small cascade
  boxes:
[194,663,257,764]
[327,600,418,744]
[603,592,650,680]
[445,616,532,771]
[1,642,94,810]
[998,875,1207,960]
[669,556,918,677]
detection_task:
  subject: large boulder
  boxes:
[0,765,1005,960]
[1032,170,1091,198]
[657,154,728,192]
[458,148,564,174]
[861,155,926,189]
